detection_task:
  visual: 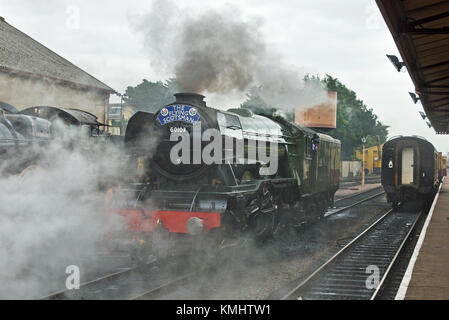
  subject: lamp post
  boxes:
[119,93,124,136]
[361,136,367,189]
[115,92,127,136]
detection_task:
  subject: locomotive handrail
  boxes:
[189,186,203,212]
[145,178,297,198]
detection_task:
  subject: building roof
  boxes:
[0,17,115,93]
[377,0,449,134]
[20,106,105,126]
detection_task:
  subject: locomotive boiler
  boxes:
[107,93,341,258]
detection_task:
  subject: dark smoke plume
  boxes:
[132,0,328,110]
[174,10,264,93]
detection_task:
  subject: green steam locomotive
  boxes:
[108,93,340,254]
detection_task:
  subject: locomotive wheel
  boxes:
[251,184,277,243]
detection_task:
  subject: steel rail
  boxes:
[324,191,386,218]
[281,209,392,300]
[370,211,421,299]
[281,208,421,300]
[334,186,383,204]
[130,271,199,300]
[41,267,135,300]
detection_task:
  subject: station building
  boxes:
[355,144,383,174]
[107,103,136,135]
[0,16,115,126]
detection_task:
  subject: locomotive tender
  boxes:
[109,93,341,254]
[381,135,444,210]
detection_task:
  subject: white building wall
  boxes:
[0,72,109,124]
[341,160,362,178]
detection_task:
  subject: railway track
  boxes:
[41,257,201,300]
[280,208,421,300]
[132,189,390,300]
[42,267,136,300]
[334,186,383,203]
[130,271,199,300]
[326,187,385,217]
[41,188,388,300]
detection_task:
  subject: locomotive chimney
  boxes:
[174,93,206,107]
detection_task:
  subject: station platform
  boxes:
[396,178,449,300]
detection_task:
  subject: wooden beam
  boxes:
[428,96,449,104]
[426,74,449,84]
[420,59,449,71]
[404,26,449,34]
[408,11,449,27]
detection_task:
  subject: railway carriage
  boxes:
[107,93,341,258]
[381,135,440,210]
[439,154,447,182]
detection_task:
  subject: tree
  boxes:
[240,88,294,121]
[240,88,275,115]
[242,75,389,160]
[318,75,389,159]
[124,79,179,113]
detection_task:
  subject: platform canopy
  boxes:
[377,0,449,134]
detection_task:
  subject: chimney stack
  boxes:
[174,93,206,107]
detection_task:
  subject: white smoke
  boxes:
[0,132,126,299]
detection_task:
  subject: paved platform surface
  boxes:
[403,178,449,299]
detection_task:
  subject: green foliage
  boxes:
[241,75,388,160]
[124,78,178,113]
[240,88,294,121]
[319,75,389,160]
[240,88,275,115]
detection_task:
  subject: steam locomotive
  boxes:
[107,93,341,258]
[381,135,444,210]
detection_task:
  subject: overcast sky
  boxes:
[1,0,448,153]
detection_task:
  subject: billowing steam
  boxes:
[0,130,127,299]
[132,0,328,111]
